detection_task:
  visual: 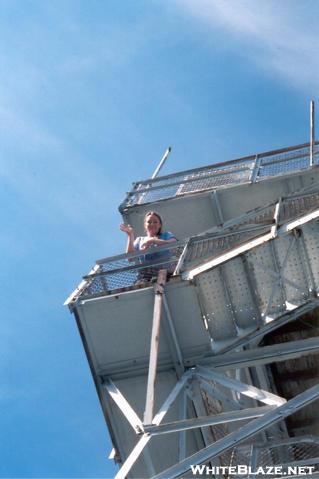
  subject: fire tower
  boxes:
[65,136,319,478]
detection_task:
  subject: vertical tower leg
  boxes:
[144,269,167,424]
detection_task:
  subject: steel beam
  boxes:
[178,391,187,461]
[115,370,191,479]
[152,383,319,479]
[185,379,215,447]
[199,379,244,410]
[173,239,189,275]
[115,434,151,479]
[212,190,224,224]
[270,199,281,237]
[240,255,262,323]
[279,208,319,235]
[143,405,275,435]
[144,270,167,424]
[263,236,289,318]
[99,334,319,382]
[199,336,319,371]
[183,231,275,280]
[103,379,143,432]
[196,367,286,406]
[184,205,319,282]
[219,299,319,353]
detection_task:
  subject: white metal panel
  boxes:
[218,258,260,330]
[77,288,169,376]
[68,149,319,477]
[164,281,212,360]
[246,242,287,319]
[77,281,212,378]
[273,234,310,307]
[215,174,296,221]
[196,267,238,347]
[122,168,319,244]
[123,193,217,241]
[302,221,319,292]
[74,281,213,477]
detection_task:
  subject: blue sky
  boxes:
[1,1,318,477]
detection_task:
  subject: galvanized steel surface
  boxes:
[120,143,319,210]
[68,189,319,302]
[66,143,319,478]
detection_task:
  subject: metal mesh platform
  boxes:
[66,139,319,479]
[120,143,319,210]
[66,189,319,303]
[81,244,185,298]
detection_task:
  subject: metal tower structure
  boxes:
[65,140,319,478]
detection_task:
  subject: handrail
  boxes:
[119,142,319,212]
[95,239,186,266]
[66,187,319,303]
[129,141,319,187]
[125,164,251,197]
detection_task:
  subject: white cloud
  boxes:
[176,0,319,92]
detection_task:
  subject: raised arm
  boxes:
[120,224,135,253]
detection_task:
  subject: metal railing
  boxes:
[119,142,319,211]
[182,188,319,271]
[65,188,319,303]
[77,242,186,299]
[229,437,319,477]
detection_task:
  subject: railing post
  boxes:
[250,155,261,183]
[152,147,172,179]
[310,100,315,167]
[174,240,190,275]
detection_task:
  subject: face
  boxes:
[144,213,162,236]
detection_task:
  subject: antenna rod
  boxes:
[151,146,172,179]
[310,100,315,167]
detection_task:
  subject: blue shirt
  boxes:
[134,231,176,263]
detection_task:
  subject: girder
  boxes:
[66,154,319,477]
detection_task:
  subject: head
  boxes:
[144,211,162,237]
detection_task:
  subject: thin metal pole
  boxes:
[115,371,191,479]
[310,100,315,166]
[144,269,167,424]
[151,147,172,179]
[178,391,187,461]
[196,367,286,406]
[162,294,184,377]
[104,380,143,432]
[144,406,275,435]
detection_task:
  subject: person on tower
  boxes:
[120,211,177,281]
[120,211,176,253]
